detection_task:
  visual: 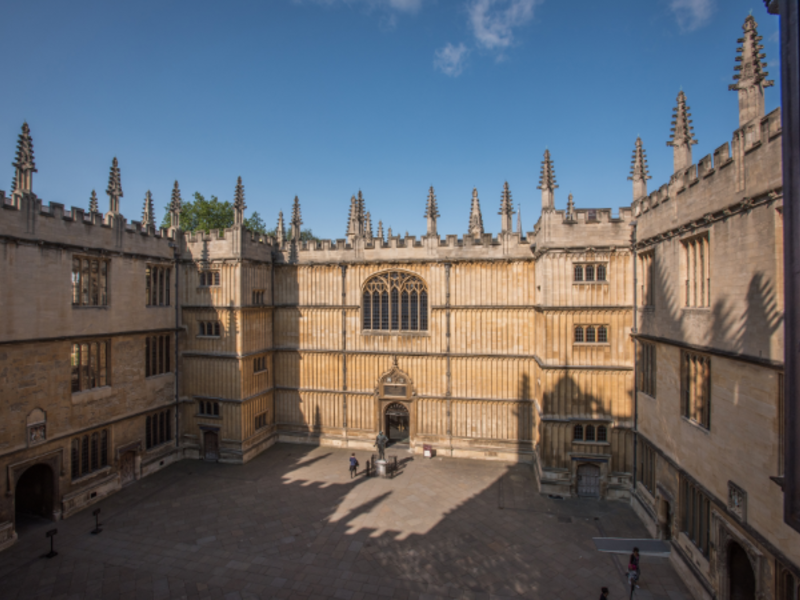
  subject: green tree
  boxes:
[160,192,234,232]
[244,211,267,234]
[264,228,319,242]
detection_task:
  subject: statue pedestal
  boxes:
[376,460,388,478]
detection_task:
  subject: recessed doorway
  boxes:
[385,403,410,445]
[729,541,756,600]
[576,463,601,497]
[15,464,55,531]
[203,430,219,461]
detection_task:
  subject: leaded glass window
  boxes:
[362,272,428,332]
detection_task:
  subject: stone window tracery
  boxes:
[145,410,172,450]
[681,476,710,556]
[145,265,171,306]
[199,271,220,287]
[72,256,109,307]
[573,263,608,283]
[71,340,109,392]
[573,424,583,440]
[71,428,108,479]
[362,272,428,333]
[574,326,609,344]
[682,351,710,429]
[145,335,171,377]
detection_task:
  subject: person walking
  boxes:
[349,453,359,478]
[599,587,609,600]
[628,547,641,590]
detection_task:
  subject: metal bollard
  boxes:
[91,508,102,535]
[42,528,58,559]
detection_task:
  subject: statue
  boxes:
[374,431,388,461]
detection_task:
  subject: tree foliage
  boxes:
[159,193,318,241]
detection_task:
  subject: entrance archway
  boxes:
[385,403,410,445]
[729,541,756,600]
[658,498,672,540]
[15,464,55,527]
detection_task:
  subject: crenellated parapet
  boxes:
[532,204,635,254]
[180,226,277,263]
[0,192,178,259]
[632,106,782,243]
[272,230,536,264]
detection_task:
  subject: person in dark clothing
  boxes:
[349,453,359,478]
[628,547,640,588]
[599,586,609,600]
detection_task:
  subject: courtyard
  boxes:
[0,444,691,600]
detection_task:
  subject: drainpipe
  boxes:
[630,220,638,495]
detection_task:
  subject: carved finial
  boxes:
[667,90,698,172]
[276,210,286,246]
[537,150,558,211]
[730,15,774,126]
[233,176,246,226]
[628,137,652,200]
[11,122,36,197]
[499,181,515,232]
[106,157,123,214]
[392,355,399,369]
[357,190,366,231]
[566,193,575,219]
[468,188,484,237]
[364,211,373,239]
[142,190,154,227]
[388,226,393,238]
[291,195,303,241]
[377,220,385,242]
[424,186,440,236]
[346,195,357,238]
[517,204,522,234]
[89,190,99,214]
[170,181,182,229]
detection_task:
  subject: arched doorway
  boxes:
[729,541,756,600]
[658,498,672,540]
[576,463,601,497]
[15,464,55,528]
[385,403,410,445]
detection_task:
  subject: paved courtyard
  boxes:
[0,444,691,600]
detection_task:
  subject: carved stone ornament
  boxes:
[376,358,414,400]
[26,408,46,447]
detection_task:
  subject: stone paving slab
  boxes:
[0,444,691,600]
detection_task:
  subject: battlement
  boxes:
[0,192,176,259]
[633,107,782,241]
[181,225,278,263]
[273,231,536,264]
[532,205,635,251]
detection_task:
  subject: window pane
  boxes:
[401,291,409,330]
[159,269,165,305]
[72,258,81,304]
[145,337,150,377]
[165,336,170,373]
[214,322,220,336]
[586,425,595,441]
[574,265,583,281]
[372,291,380,329]
[597,265,606,281]
[91,432,99,470]
[585,265,595,281]
[363,292,371,329]
[146,416,152,448]
[381,291,389,330]
[89,342,98,388]
[166,410,171,440]
[159,412,165,444]
[100,430,108,467]
[165,269,170,306]
[214,272,220,286]
[100,261,107,306]
[146,267,152,306]
[586,327,595,343]
[90,260,99,305]
[410,291,418,330]
[82,259,90,304]
[81,435,89,474]
[80,343,89,390]
[391,289,399,330]
[574,425,583,440]
[420,290,428,331]
[575,327,584,343]
[71,440,80,479]
[158,335,164,374]
[71,344,80,392]
[598,326,607,343]
[598,426,607,442]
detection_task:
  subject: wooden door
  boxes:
[120,451,136,486]
[577,463,600,497]
[204,431,219,461]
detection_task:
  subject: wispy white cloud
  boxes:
[669,0,714,33]
[468,0,540,51]
[434,43,469,77]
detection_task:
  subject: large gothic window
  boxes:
[362,272,428,332]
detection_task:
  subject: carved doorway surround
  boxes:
[375,358,416,449]
[7,450,63,523]
[201,427,220,462]
[712,511,764,600]
[120,452,136,486]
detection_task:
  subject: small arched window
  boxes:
[585,425,596,441]
[597,425,607,442]
[363,272,428,332]
[597,326,608,343]
[574,327,584,343]
[586,327,596,343]
[574,265,583,282]
[573,424,584,441]
[199,322,205,336]
[585,265,595,282]
[214,322,221,337]
[596,265,607,281]
[214,402,220,416]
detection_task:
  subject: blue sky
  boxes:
[0,0,781,239]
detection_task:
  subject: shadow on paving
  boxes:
[0,443,691,600]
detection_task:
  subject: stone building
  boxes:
[629,15,798,600]
[0,12,797,600]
